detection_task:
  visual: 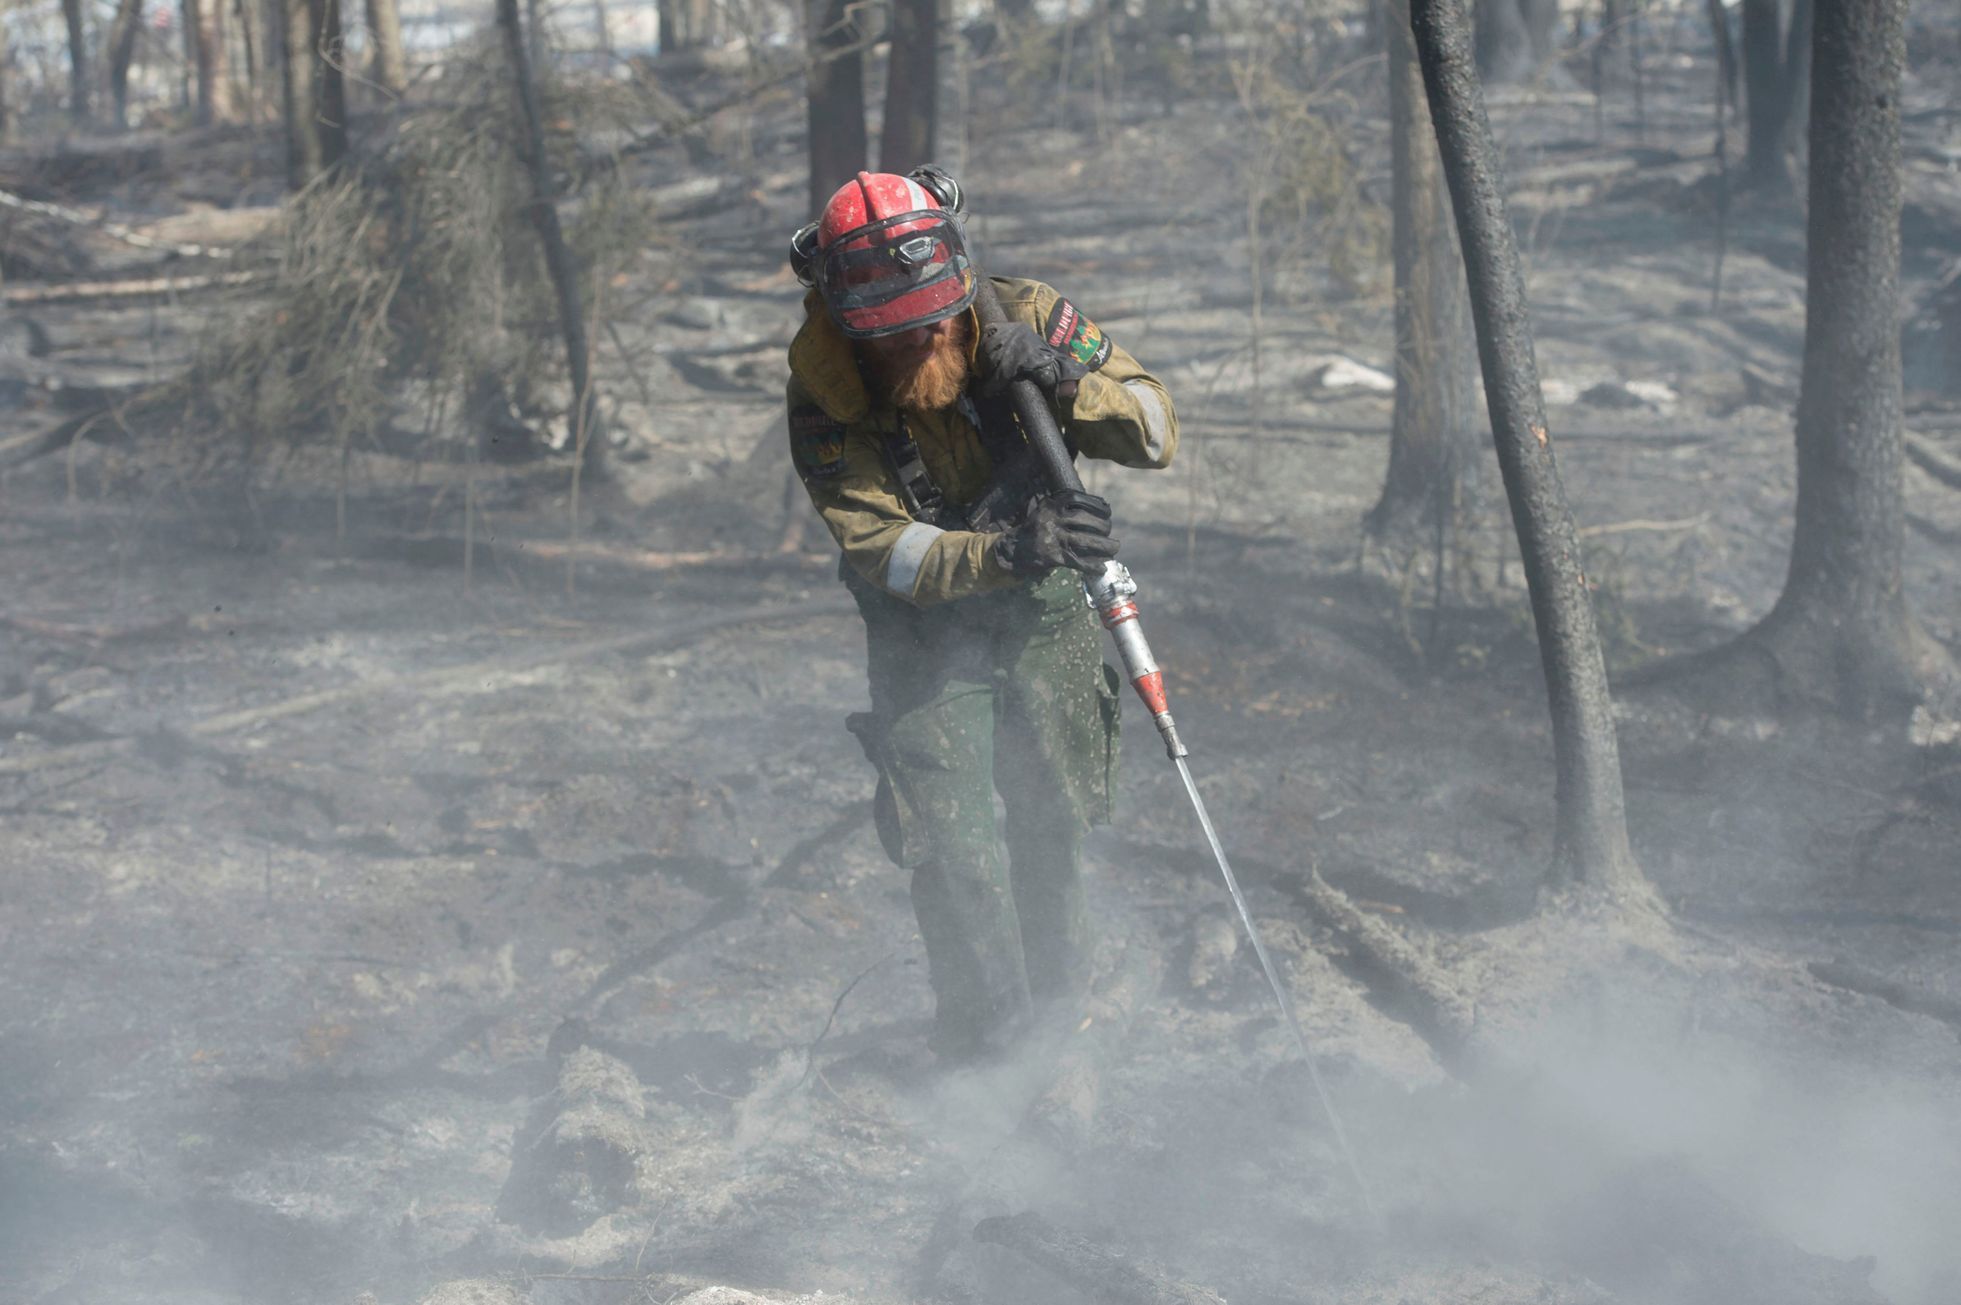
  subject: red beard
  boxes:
[866,317,973,412]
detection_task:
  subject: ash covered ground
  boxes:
[3,27,1961,1305]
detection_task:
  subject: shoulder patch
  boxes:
[790,404,848,478]
[1043,298,1114,372]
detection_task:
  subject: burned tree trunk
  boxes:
[185,0,234,124]
[1409,0,1648,897]
[805,0,869,217]
[1728,0,1929,716]
[365,0,408,94]
[1474,0,1557,86]
[62,0,90,122]
[1706,0,1738,112]
[496,0,607,477]
[235,0,261,117]
[278,0,317,183]
[657,0,715,51]
[278,0,345,185]
[313,0,348,148]
[1369,0,1477,547]
[107,0,145,128]
[1740,0,1809,188]
[879,0,938,174]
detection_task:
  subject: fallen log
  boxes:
[0,270,265,304]
[1287,869,1477,1072]
[497,1046,653,1236]
[0,185,239,258]
[1905,431,1961,490]
[972,1211,1226,1305]
[0,597,856,777]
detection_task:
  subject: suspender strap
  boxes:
[880,392,1073,530]
[883,414,949,525]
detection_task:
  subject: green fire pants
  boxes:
[844,565,1122,1058]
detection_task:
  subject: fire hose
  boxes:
[967,270,1379,1223]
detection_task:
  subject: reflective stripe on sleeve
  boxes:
[883,521,945,600]
[1123,380,1170,460]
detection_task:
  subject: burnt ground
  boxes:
[3,29,1961,1305]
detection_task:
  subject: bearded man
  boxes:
[785,168,1178,1062]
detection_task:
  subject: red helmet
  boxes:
[806,171,976,339]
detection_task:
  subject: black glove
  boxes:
[977,321,1089,402]
[992,490,1119,577]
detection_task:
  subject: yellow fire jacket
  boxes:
[786,276,1178,606]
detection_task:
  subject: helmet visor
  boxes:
[816,210,977,339]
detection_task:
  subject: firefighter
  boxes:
[785,169,1178,1061]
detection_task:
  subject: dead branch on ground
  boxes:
[972,1211,1227,1305]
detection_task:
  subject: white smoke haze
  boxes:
[4,1,1961,1302]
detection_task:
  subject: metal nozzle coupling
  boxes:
[1153,710,1188,759]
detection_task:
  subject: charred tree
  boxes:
[1740,0,1809,188]
[365,0,408,94]
[805,0,869,216]
[278,0,322,184]
[658,0,714,52]
[62,0,90,122]
[314,0,348,147]
[277,0,313,181]
[496,0,607,477]
[1409,0,1648,897]
[1369,0,1477,548]
[283,0,347,185]
[1719,0,1930,716]
[184,0,234,124]
[1474,0,1557,86]
[1706,0,1738,112]
[879,0,938,174]
[107,0,145,128]
[238,0,282,121]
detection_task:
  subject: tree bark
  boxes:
[312,0,348,150]
[1473,0,1556,85]
[1705,0,1738,112]
[879,0,938,174]
[495,0,607,477]
[657,0,715,51]
[1409,0,1647,896]
[1740,0,1808,188]
[1369,0,1477,547]
[185,0,234,123]
[805,0,869,217]
[1741,0,1924,717]
[62,0,91,122]
[277,0,319,185]
[107,0,145,128]
[278,0,345,185]
[364,0,408,94]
